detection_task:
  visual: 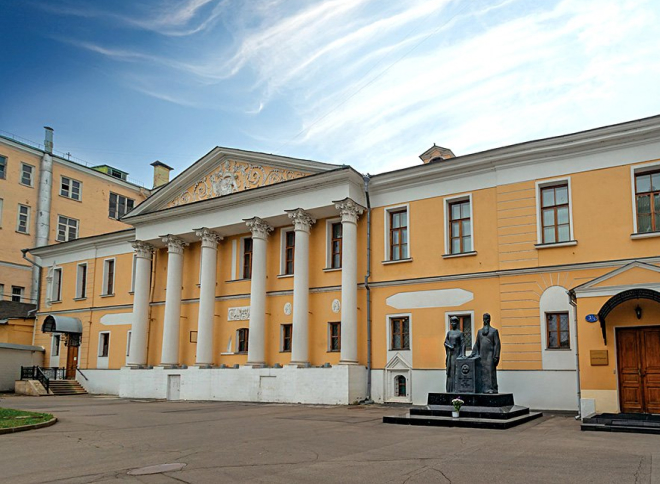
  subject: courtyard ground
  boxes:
[0,394,657,484]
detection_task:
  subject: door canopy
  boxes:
[42,315,83,334]
[598,288,660,343]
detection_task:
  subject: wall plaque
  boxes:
[590,350,608,366]
[455,356,482,394]
[228,307,250,321]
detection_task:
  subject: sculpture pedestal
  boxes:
[454,356,482,394]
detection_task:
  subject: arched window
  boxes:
[395,375,407,397]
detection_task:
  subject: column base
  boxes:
[339,360,359,365]
[287,361,311,368]
[126,364,151,369]
[244,362,267,368]
[159,364,183,369]
[194,364,214,369]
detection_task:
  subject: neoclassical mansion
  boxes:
[29,116,660,415]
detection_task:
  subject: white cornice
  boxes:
[370,115,660,193]
[571,261,660,294]
[129,146,341,217]
[125,168,363,225]
[28,230,135,258]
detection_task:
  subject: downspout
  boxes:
[22,249,43,346]
[363,174,373,403]
[32,127,54,305]
[568,289,582,420]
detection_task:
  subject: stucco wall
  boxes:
[0,343,43,392]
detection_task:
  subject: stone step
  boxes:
[383,411,543,429]
[581,423,660,435]
[48,380,87,396]
[410,404,531,420]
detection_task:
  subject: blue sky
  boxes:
[2,0,660,187]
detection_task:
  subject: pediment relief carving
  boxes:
[168,159,309,207]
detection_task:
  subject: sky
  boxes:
[2,0,660,188]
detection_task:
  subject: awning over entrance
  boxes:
[598,288,660,343]
[42,315,83,334]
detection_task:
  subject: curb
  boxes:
[0,417,58,435]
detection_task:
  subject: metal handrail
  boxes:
[76,368,89,381]
[35,367,50,394]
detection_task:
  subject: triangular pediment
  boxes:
[128,147,339,217]
[385,353,412,370]
[573,261,660,293]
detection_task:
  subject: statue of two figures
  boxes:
[444,313,501,394]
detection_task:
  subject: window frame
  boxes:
[56,215,79,242]
[51,267,63,302]
[240,236,253,280]
[52,334,61,357]
[76,262,88,299]
[108,192,136,220]
[60,176,82,201]
[325,218,343,269]
[102,258,116,296]
[445,311,475,353]
[281,324,292,352]
[0,155,6,179]
[384,204,410,262]
[545,312,570,350]
[11,286,24,302]
[0,198,3,228]
[389,315,411,351]
[16,204,30,234]
[328,322,341,352]
[443,194,474,256]
[98,331,110,358]
[535,178,575,247]
[236,328,249,353]
[20,162,34,187]
[631,165,660,235]
[280,228,295,275]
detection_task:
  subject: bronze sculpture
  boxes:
[444,316,465,392]
[470,313,501,393]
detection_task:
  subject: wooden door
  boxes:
[617,327,660,413]
[65,345,78,380]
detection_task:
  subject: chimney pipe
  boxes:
[151,160,173,189]
[44,126,54,154]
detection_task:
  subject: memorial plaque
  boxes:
[590,350,608,366]
[455,356,482,393]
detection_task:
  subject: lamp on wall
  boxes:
[635,304,642,320]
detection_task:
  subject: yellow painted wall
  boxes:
[0,318,34,345]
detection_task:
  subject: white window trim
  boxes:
[325,218,342,270]
[327,321,341,352]
[57,215,79,242]
[0,155,6,179]
[238,236,251,279]
[98,331,110,357]
[51,334,61,357]
[445,310,475,355]
[279,227,295,275]
[60,176,83,201]
[386,313,413,352]
[11,286,25,302]
[20,162,35,187]
[383,203,411,263]
[443,193,474,255]
[630,161,660,235]
[235,328,249,353]
[0,198,3,228]
[102,258,116,296]
[16,204,30,234]
[535,177,575,245]
[126,330,132,358]
[51,267,63,302]
[75,262,88,299]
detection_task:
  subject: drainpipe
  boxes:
[32,127,54,304]
[363,174,373,403]
[568,289,582,420]
[22,249,43,346]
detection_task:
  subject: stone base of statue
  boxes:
[383,392,542,429]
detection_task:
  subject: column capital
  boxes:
[194,227,223,248]
[286,208,316,233]
[334,198,365,224]
[161,235,188,255]
[244,217,273,240]
[131,240,155,260]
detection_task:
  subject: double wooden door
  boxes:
[617,327,660,413]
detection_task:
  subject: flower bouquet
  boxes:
[451,397,464,418]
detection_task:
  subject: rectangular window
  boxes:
[108,192,135,219]
[328,322,341,352]
[20,163,34,187]
[242,238,253,279]
[635,170,660,233]
[76,263,87,299]
[0,198,3,228]
[51,268,62,302]
[546,312,570,349]
[52,335,61,357]
[0,284,4,301]
[98,332,110,357]
[11,286,24,302]
[103,259,115,295]
[281,324,292,352]
[57,215,79,242]
[331,223,342,268]
[540,184,570,244]
[389,209,408,261]
[237,328,249,353]
[60,176,82,201]
[390,316,410,350]
[456,314,472,352]
[284,230,295,275]
[449,200,472,254]
[16,204,30,234]
[0,155,6,179]
[190,331,198,343]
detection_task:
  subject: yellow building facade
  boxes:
[28,116,660,415]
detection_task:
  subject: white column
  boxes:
[160,235,187,367]
[244,217,273,367]
[335,198,364,364]
[287,209,316,366]
[194,228,223,367]
[127,241,154,367]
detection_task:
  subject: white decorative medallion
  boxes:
[228,307,250,321]
[386,289,474,309]
[283,302,292,315]
[332,299,341,313]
